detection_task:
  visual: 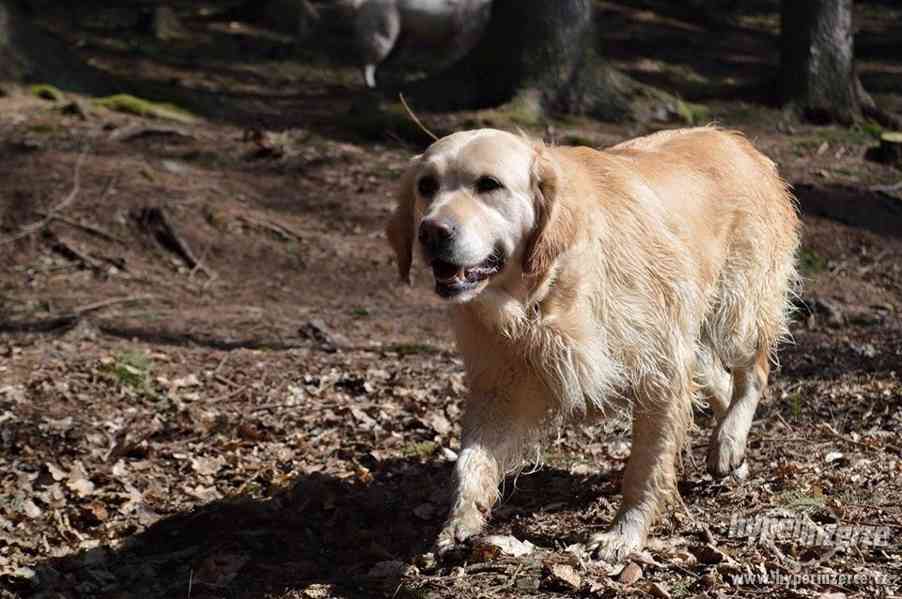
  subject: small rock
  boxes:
[299,319,350,352]
[825,450,845,464]
[161,160,187,175]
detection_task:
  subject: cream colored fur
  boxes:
[386,127,800,561]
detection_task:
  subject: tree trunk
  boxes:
[405,0,686,122]
[780,0,859,123]
[0,0,113,94]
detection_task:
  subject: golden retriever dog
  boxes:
[385,127,800,560]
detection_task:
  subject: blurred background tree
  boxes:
[779,0,901,128]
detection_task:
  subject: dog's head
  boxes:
[386,129,571,302]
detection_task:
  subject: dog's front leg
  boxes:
[435,397,533,555]
[587,394,691,561]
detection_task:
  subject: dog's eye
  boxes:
[417,176,439,198]
[476,176,503,193]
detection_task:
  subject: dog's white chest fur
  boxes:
[453,287,625,419]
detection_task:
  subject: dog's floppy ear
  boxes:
[523,145,574,277]
[385,160,419,285]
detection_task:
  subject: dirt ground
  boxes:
[1,1,901,598]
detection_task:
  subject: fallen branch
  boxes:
[48,232,104,272]
[95,323,305,351]
[0,314,80,334]
[819,423,902,456]
[236,214,304,242]
[0,295,153,334]
[0,150,87,246]
[868,180,902,194]
[35,211,126,244]
[139,206,214,278]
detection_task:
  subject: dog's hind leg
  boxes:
[587,377,693,562]
[706,348,769,478]
[696,343,732,419]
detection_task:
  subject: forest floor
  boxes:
[1,1,901,598]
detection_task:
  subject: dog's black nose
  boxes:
[418,219,455,252]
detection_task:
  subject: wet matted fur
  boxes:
[386,127,800,560]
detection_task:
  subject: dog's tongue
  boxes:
[433,260,464,282]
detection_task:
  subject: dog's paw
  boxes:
[706,432,750,479]
[434,511,484,557]
[584,529,644,563]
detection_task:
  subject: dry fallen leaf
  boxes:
[647,581,671,599]
[546,563,582,591]
[619,561,643,585]
[22,499,43,519]
[480,534,535,557]
[191,455,225,476]
[66,462,95,497]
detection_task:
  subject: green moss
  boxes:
[28,123,57,134]
[798,247,828,275]
[109,351,152,391]
[861,120,884,140]
[30,84,65,102]
[778,489,826,512]
[94,94,196,124]
[785,392,803,419]
[674,99,711,126]
[402,441,438,458]
[345,99,438,143]
[466,90,546,131]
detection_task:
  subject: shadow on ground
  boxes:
[17,460,612,599]
[795,183,902,239]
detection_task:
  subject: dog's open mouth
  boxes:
[431,249,505,298]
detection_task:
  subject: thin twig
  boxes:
[71,295,156,315]
[213,353,230,375]
[48,232,104,272]
[398,93,438,141]
[819,423,902,455]
[0,150,87,246]
[868,180,902,193]
[36,211,126,243]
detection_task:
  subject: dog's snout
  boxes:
[418,219,456,252]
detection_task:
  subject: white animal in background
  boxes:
[344,0,493,88]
